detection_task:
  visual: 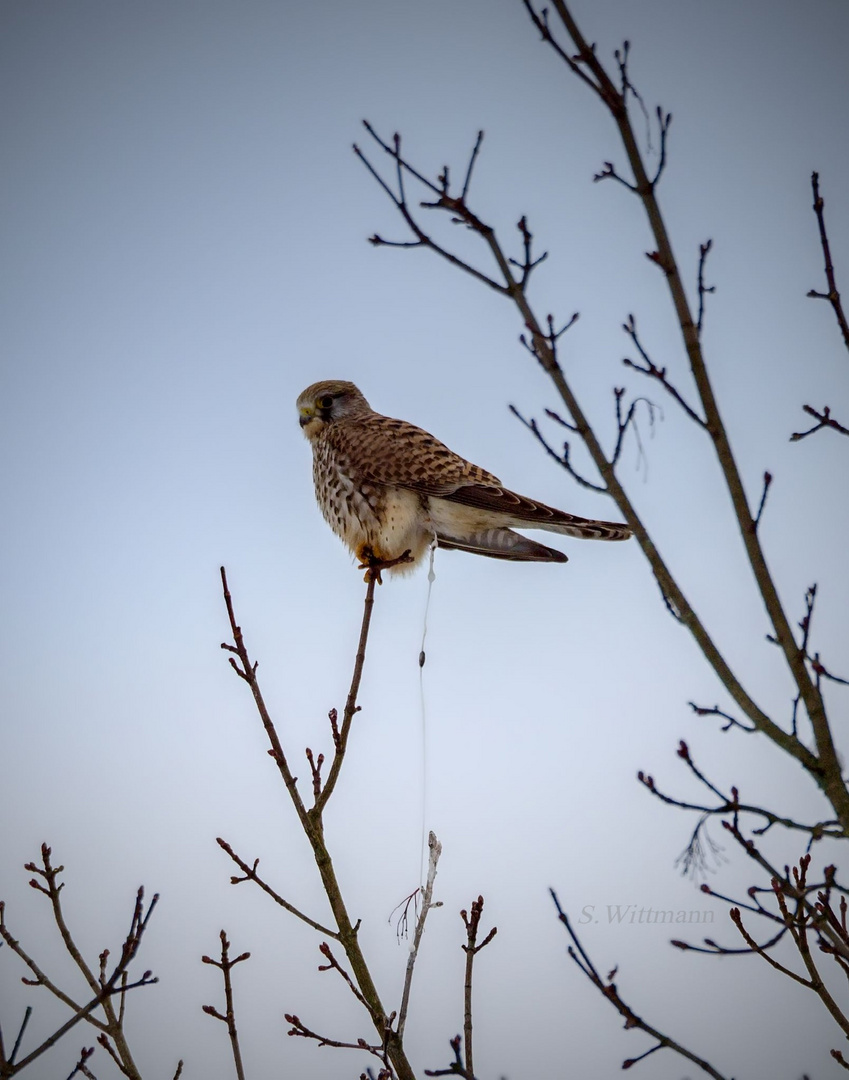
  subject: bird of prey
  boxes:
[297,379,631,577]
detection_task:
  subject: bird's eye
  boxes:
[318,395,334,410]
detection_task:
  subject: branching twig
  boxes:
[637,745,849,965]
[285,1013,387,1061]
[513,3,849,831]
[621,314,705,426]
[64,1046,96,1080]
[637,769,841,849]
[807,171,849,352]
[220,568,416,1080]
[397,833,443,1040]
[0,849,158,1079]
[318,942,372,1012]
[356,95,844,826]
[202,931,250,1080]
[696,239,715,335]
[424,1035,473,1080]
[354,125,507,295]
[790,404,849,442]
[314,570,378,815]
[732,859,849,1037]
[688,700,756,734]
[550,891,730,1078]
[609,388,660,477]
[459,897,497,1080]
[509,404,605,492]
[215,839,337,938]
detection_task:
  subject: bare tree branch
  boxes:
[397,832,443,1040]
[355,105,845,826]
[807,171,849,352]
[549,891,730,1078]
[621,314,706,425]
[220,567,417,1080]
[0,849,159,1079]
[202,930,250,1080]
[459,897,496,1080]
[790,404,849,442]
[696,239,715,335]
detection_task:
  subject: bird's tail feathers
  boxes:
[442,485,630,541]
[436,529,568,563]
[539,515,631,541]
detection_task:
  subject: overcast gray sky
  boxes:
[2,2,848,1077]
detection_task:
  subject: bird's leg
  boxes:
[357,545,413,583]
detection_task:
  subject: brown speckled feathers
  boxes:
[297,380,631,574]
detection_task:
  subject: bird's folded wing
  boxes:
[331,417,500,492]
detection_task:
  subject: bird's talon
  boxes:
[357,547,413,583]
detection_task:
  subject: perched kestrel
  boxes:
[297,380,631,576]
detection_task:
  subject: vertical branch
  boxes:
[202,931,250,1080]
[397,832,443,1039]
[355,115,839,808]
[220,568,311,832]
[220,568,417,1080]
[536,1,847,828]
[807,171,849,352]
[459,897,497,1080]
[314,573,377,815]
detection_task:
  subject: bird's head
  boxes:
[296,380,372,439]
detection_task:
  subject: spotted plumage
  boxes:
[297,380,631,575]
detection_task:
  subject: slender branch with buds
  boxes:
[355,4,848,1072]
[0,846,165,1080]
[202,931,250,1080]
[806,171,849,353]
[355,47,849,832]
[549,891,730,1078]
[218,565,418,1080]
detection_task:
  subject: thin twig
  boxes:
[425,1034,473,1079]
[0,860,157,1080]
[7,1006,32,1066]
[753,471,772,530]
[220,567,310,827]
[790,404,849,442]
[397,833,443,1039]
[64,1046,97,1080]
[284,1013,387,1062]
[621,314,705,425]
[460,897,497,1080]
[688,701,756,734]
[807,172,849,352]
[202,931,250,1080]
[317,942,372,1012]
[696,239,715,335]
[314,572,377,815]
[549,890,730,1078]
[215,841,339,937]
[509,404,605,492]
